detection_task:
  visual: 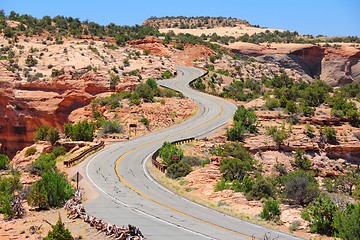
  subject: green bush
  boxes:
[294,149,312,170]
[34,125,59,145]
[304,123,315,138]
[180,156,202,167]
[302,196,338,236]
[25,147,37,157]
[64,121,95,141]
[201,158,210,167]
[0,154,10,170]
[214,179,230,192]
[28,171,74,209]
[241,174,254,193]
[265,125,288,147]
[334,203,360,240]
[246,178,276,201]
[166,162,192,179]
[162,70,172,79]
[101,120,124,134]
[140,117,150,127]
[260,198,281,221]
[265,98,280,110]
[44,216,73,240]
[283,170,319,206]
[0,173,22,219]
[220,157,253,182]
[159,142,184,166]
[52,146,66,157]
[323,126,337,144]
[232,179,241,192]
[29,153,57,175]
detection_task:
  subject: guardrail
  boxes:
[151,137,195,173]
[64,141,105,167]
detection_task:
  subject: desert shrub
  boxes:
[25,54,38,67]
[241,174,254,193]
[302,196,338,236]
[64,121,95,141]
[260,198,281,221]
[191,78,205,91]
[334,203,360,240]
[180,156,202,167]
[201,158,210,167]
[28,171,74,209]
[323,126,337,144]
[140,117,149,127]
[294,149,312,170]
[52,146,66,157]
[166,162,192,179]
[34,125,59,145]
[274,164,288,176]
[109,73,120,90]
[220,157,253,182]
[232,179,241,192]
[265,98,280,110]
[226,121,247,141]
[34,125,50,142]
[283,170,319,206]
[0,154,10,170]
[159,142,183,166]
[29,153,57,175]
[304,122,315,138]
[51,68,64,77]
[0,173,22,219]
[289,220,302,232]
[162,70,172,79]
[47,127,60,145]
[211,142,253,161]
[246,178,276,201]
[101,120,124,134]
[44,216,73,240]
[214,179,230,192]
[25,147,37,157]
[266,125,288,147]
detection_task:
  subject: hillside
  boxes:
[0,13,359,240]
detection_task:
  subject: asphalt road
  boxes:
[84,66,303,240]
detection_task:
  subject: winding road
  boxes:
[83,66,302,239]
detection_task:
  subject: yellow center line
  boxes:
[114,81,258,239]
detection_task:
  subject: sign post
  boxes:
[72,172,83,190]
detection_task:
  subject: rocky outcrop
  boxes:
[228,43,360,86]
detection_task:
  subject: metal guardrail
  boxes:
[64,141,105,167]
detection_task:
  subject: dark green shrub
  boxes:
[29,153,57,175]
[323,126,337,144]
[28,171,74,209]
[64,121,95,141]
[334,203,360,240]
[0,154,10,170]
[232,179,241,192]
[302,196,338,236]
[260,198,281,221]
[47,127,60,145]
[283,170,319,206]
[241,174,254,193]
[25,147,37,157]
[201,158,210,167]
[265,125,288,147]
[159,142,184,166]
[44,216,73,240]
[220,158,253,182]
[246,178,276,200]
[294,149,312,170]
[35,125,50,142]
[265,98,280,110]
[140,117,150,127]
[214,179,230,192]
[166,162,192,179]
[304,123,315,138]
[52,146,66,157]
[162,70,172,79]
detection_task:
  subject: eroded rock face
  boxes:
[228,43,360,86]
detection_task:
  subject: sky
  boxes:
[2,0,360,37]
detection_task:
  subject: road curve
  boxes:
[84,66,302,240]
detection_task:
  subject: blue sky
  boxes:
[2,0,360,36]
